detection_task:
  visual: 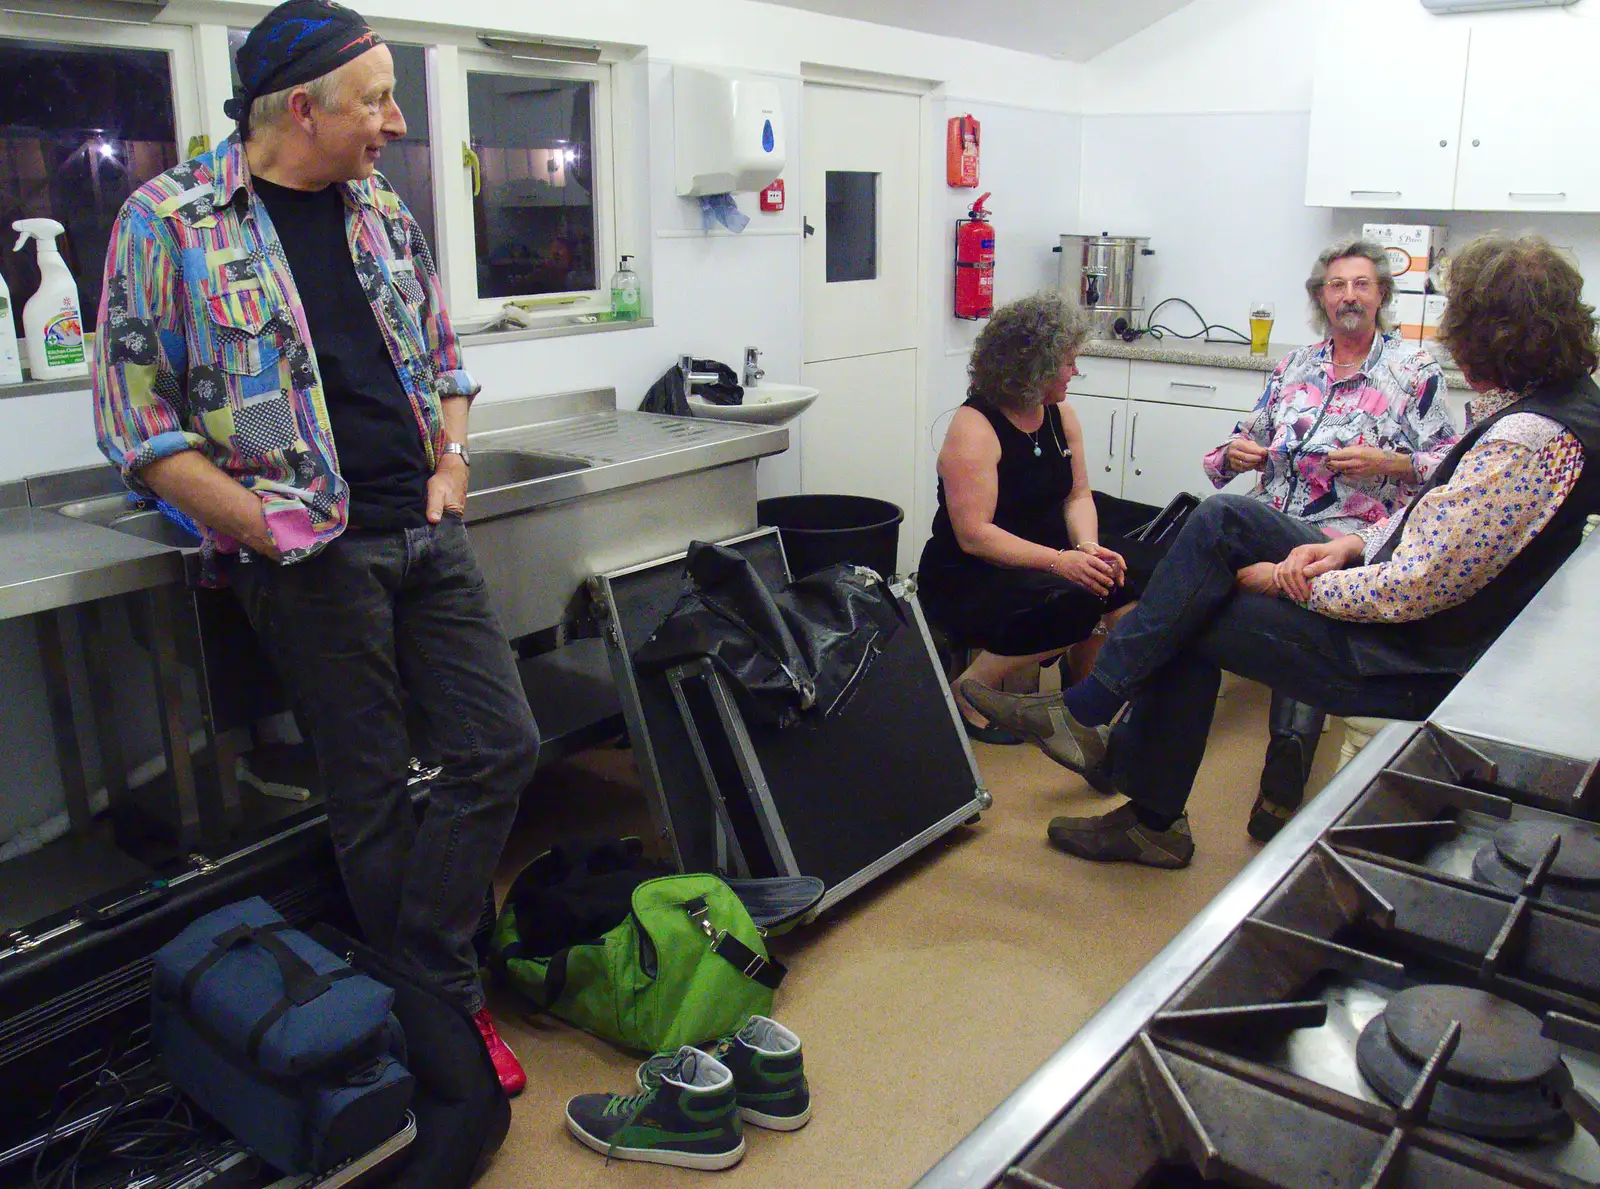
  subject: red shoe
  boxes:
[473,1008,527,1097]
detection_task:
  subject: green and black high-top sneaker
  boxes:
[639,1015,812,1131]
[566,1046,744,1170]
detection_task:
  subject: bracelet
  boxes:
[1048,548,1068,574]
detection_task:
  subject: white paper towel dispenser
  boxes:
[674,66,785,196]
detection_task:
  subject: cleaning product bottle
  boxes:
[0,269,22,385]
[13,219,88,380]
[609,255,640,322]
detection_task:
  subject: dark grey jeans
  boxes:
[1094,495,1460,820]
[232,515,540,1011]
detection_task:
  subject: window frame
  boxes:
[434,46,623,331]
[0,15,204,356]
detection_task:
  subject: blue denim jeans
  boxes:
[232,515,540,1011]
[1094,495,1459,820]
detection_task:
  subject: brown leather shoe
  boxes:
[1047,804,1195,868]
[960,681,1107,773]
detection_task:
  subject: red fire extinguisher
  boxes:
[954,192,994,320]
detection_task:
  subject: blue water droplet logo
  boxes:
[762,120,774,153]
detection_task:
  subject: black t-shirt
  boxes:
[253,176,428,530]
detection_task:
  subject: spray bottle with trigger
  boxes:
[13,218,88,380]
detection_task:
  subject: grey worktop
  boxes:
[0,505,183,621]
[1431,531,1600,764]
[1079,337,1469,391]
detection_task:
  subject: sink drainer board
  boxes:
[589,529,990,913]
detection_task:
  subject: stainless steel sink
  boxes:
[57,495,202,549]
[471,448,590,489]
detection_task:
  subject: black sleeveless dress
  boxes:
[918,398,1139,657]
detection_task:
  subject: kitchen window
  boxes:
[0,21,200,343]
[227,32,437,251]
[441,47,624,325]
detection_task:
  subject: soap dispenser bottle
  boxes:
[13,219,87,380]
[609,255,640,322]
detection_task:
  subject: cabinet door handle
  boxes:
[1107,410,1117,456]
[1350,190,1402,200]
[1129,412,1138,461]
[1169,381,1217,393]
[1509,191,1567,203]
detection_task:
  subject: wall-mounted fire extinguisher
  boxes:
[946,114,980,188]
[954,192,994,320]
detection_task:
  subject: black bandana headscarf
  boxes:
[225,0,384,139]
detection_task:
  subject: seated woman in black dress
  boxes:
[920,293,1136,743]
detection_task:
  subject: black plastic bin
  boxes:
[757,494,904,580]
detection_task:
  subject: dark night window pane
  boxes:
[467,72,597,299]
[229,33,436,253]
[825,170,877,283]
[0,38,178,338]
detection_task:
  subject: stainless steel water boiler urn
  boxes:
[1054,234,1153,339]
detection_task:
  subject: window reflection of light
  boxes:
[564,149,577,164]
[98,142,116,159]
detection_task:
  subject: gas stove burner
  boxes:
[1471,820,1600,913]
[1355,984,1569,1140]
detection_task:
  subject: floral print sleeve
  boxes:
[1307,414,1584,622]
[1202,365,1282,488]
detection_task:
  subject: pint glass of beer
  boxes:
[1249,301,1275,356]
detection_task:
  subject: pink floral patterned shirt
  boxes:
[1203,334,1460,534]
[1307,389,1585,622]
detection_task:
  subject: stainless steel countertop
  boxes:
[1430,532,1600,763]
[0,505,183,621]
[465,408,787,522]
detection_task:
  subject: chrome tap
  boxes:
[743,346,765,388]
[679,354,720,406]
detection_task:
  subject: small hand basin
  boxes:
[471,448,591,490]
[58,495,202,549]
[688,383,820,426]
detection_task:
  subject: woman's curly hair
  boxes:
[968,293,1089,414]
[1438,233,1599,393]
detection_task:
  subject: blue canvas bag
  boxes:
[150,897,413,1173]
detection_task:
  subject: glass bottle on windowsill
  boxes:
[609,255,640,322]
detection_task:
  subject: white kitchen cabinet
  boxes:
[1122,400,1250,509]
[1068,392,1127,496]
[1304,5,1600,212]
[1453,26,1600,213]
[1304,17,1468,210]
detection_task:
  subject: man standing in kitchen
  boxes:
[92,0,538,1095]
[1204,238,1458,842]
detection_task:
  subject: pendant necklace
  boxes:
[1028,426,1043,457]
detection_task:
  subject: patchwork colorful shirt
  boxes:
[92,134,476,576]
[1307,389,1585,622]
[1203,334,1460,535]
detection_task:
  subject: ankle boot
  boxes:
[1249,693,1325,842]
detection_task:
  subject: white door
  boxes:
[1304,8,1468,209]
[1122,401,1252,509]
[801,83,921,573]
[1455,26,1600,212]
[1068,393,1127,497]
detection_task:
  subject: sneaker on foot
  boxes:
[639,1016,811,1131]
[1047,803,1194,869]
[960,681,1107,773]
[567,1046,745,1170]
[473,1008,527,1097]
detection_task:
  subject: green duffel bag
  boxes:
[490,840,788,1053]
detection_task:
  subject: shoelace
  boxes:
[601,1086,659,1165]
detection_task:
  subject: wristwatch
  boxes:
[442,441,470,467]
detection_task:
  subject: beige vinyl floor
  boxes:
[477,678,1346,1189]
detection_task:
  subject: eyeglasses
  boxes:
[1323,277,1378,296]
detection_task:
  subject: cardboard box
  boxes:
[1421,294,1448,342]
[1363,223,1446,294]
[1389,293,1426,343]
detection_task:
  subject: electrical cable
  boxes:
[1139,297,1251,346]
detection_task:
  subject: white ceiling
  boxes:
[753,0,1200,62]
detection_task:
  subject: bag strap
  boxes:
[682,895,786,991]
